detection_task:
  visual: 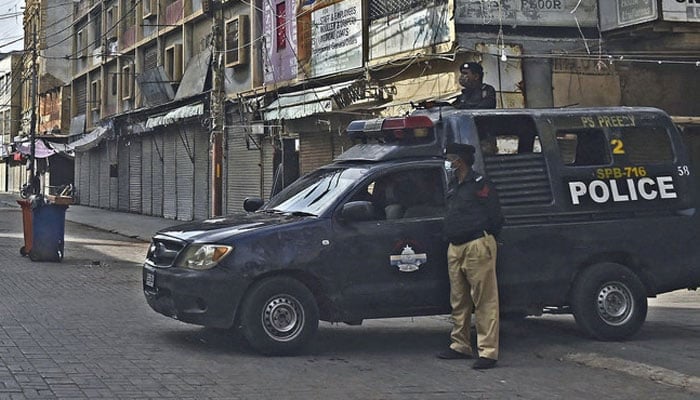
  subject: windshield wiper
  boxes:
[290,211,316,217]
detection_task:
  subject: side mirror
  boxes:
[243,197,264,212]
[340,201,376,222]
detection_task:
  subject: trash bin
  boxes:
[16,199,33,256]
[29,198,68,262]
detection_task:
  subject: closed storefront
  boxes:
[151,132,164,217]
[299,132,333,175]
[129,138,142,214]
[162,130,177,219]
[193,125,209,220]
[141,136,153,215]
[225,124,263,214]
[98,142,110,208]
[176,127,194,221]
[118,138,129,211]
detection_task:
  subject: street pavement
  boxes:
[0,191,699,399]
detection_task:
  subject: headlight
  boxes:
[175,244,233,270]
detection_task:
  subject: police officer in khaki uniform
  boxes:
[437,143,503,370]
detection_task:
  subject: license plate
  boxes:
[145,270,155,288]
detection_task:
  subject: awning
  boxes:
[263,81,358,120]
[145,102,205,129]
[17,139,58,159]
[69,126,111,152]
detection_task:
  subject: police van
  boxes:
[143,106,700,355]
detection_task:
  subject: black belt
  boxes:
[449,230,491,245]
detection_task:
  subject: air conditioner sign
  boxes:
[568,166,679,205]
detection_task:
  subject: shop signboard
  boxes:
[310,0,363,78]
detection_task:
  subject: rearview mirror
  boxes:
[243,197,264,212]
[340,201,376,222]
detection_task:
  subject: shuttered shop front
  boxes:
[162,130,177,219]
[129,138,142,213]
[225,125,262,214]
[193,126,210,219]
[141,136,153,215]
[176,127,194,221]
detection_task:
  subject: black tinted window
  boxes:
[556,129,611,166]
[618,126,673,163]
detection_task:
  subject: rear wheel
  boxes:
[571,262,647,340]
[239,277,319,355]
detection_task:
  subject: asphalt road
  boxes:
[0,203,698,399]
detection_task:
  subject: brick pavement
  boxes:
[0,195,697,399]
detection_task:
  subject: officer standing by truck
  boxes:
[437,143,503,370]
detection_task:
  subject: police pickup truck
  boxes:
[143,106,700,355]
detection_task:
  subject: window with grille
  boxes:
[368,0,446,21]
[225,15,249,67]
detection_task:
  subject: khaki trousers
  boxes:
[447,234,499,360]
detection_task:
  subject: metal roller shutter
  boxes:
[109,140,118,209]
[151,132,164,217]
[176,127,194,221]
[74,153,82,204]
[99,142,110,208]
[299,132,333,175]
[162,132,177,219]
[225,126,261,214]
[193,126,209,219]
[89,150,99,207]
[141,136,153,215]
[118,138,130,211]
[261,136,275,201]
[129,137,142,213]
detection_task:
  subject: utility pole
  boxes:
[29,15,38,193]
[210,0,224,216]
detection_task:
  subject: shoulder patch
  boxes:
[476,183,490,198]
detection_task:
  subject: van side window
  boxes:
[474,116,541,156]
[617,127,673,163]
[476,116,553,206]
[556,129,611,166]
[348,168,445,220]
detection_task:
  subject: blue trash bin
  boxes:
[30,201,68,262]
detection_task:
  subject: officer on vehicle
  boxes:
[453,62,496,109]
[437,143,503,370]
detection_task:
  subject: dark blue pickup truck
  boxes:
[143,107,700,355]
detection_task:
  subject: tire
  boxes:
[239,277,319,356]
[571,262,648,341]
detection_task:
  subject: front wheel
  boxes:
[571,262,648,341]
[238,277,319,356]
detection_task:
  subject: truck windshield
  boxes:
[264,167,368,216]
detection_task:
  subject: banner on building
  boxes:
[263,0,298,84]
[662,0,700,22]
[310,0,363,78]
[456,0,598,28]
[369,1,451,60]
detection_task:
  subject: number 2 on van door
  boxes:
[611,139,625,154]
[677,165,691,176]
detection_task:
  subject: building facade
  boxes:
[63,0,700,220]
[0,54,24,193]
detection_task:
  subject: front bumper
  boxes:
[143,264,250,328]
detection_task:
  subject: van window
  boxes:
[476,116,553,207]
[556,129,611,166]
[348,167,445,220]
[618,126,673,163]
[475,116,540,155]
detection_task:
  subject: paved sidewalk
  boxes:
[0,191,177,242]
